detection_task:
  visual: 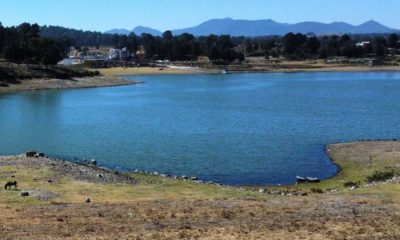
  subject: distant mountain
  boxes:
[105,18,398,37]
[171,18,398,36]
[131,26,162,36]
[105,26,162,36]
[105,28,131,35]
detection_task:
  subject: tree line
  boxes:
[41,26,244,63]
[241,33,399,60]
[0,23,70,65]
[1,23,399,65]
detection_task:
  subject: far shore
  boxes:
[2,63,399,94]
[98,66,217,76]
[98,64,400,77]
[0,76,141,94]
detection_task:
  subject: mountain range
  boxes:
[105,18,399,37]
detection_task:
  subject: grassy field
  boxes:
[0,141,400,239]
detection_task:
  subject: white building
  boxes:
[356,41,371,47]
[109,48,131,60]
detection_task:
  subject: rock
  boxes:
[20,191,29,197]
[38,152,45,157]
[160,174,167,177]
[181,175,188,180]
[190,176,198,181]
[85,198,91,203]
[301,192,308,196]
[90,159,97,165]
[97,174,103,178]
[258,188,266,193]
[26,150,36,157]
[153,172,159,176]
[48,179,53,183]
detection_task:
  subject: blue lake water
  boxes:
[1,72,400,185]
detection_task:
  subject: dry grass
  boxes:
[98,66,213,76]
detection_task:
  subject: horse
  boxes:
[4,181,18,190]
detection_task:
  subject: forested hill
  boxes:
[40,26,117,47]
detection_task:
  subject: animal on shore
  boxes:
[4,181,18,190]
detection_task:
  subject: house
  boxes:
[109,47,131,60]
[356,41,371,47]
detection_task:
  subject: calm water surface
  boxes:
[1,72,400,185]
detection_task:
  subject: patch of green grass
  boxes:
[249,141,400,194]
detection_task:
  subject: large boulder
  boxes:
[26,150,36,157]
[20,191,29,197]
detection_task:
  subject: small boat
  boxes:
[296,176,307,182]
[296,176,320,183]
[306,177,320,183]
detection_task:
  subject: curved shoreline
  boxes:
[3,139,398,190]
[1,142,399,239]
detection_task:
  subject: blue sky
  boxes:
[0,0,399,32]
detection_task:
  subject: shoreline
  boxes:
[98,65,400,77]
[0,76,142,94]
[1,141,399,238]
[2,65,399,94]
[2,138,398,189]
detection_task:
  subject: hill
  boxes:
[106,18,399,36]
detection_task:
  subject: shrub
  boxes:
[366,168,398,182]
[344,181,360,188]
[310,187,324,194]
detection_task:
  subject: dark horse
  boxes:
[4,181,18,190]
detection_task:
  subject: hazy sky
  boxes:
[0,0,399,32]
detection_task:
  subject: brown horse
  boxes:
[4,181,18,190]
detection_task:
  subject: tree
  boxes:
[39,38,64,66]
[372,37,387,57]
[127,33,138,53]
[388,34,399,48]
[282,33,307,59]
[304,36,320,55]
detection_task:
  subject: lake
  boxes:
[1,72,400,185]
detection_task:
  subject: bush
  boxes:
[366,168,398,182]
[310,187,324,194]
[344,181,360,188]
